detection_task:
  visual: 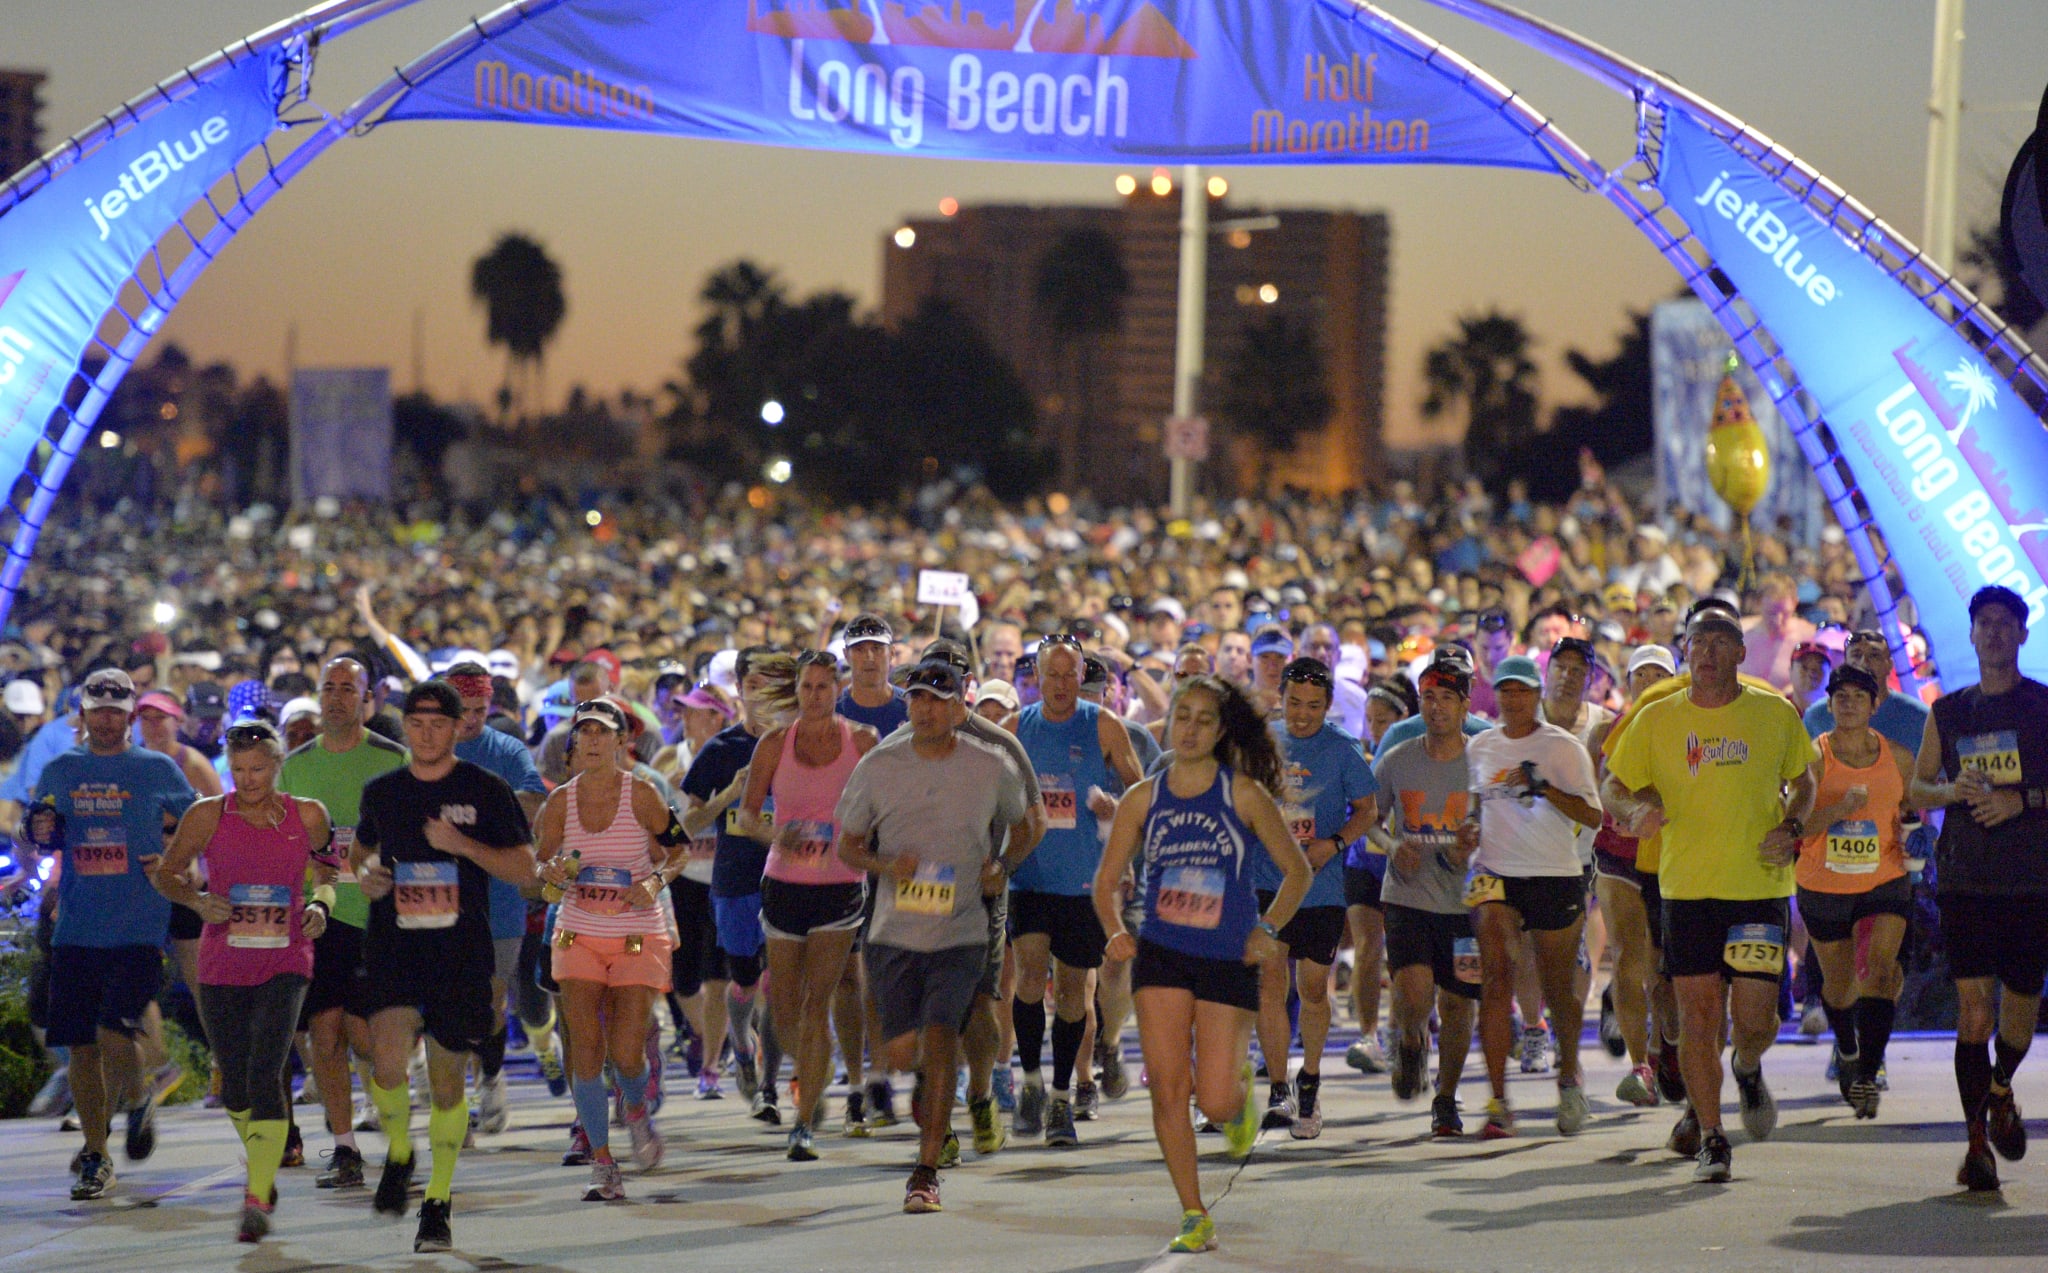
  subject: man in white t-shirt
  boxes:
[1463,656,1602,1141]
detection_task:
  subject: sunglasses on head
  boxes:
[225,722,278,746]
[1282,663,1333,691]
[795,649,839,670]
[906,665,959,692]
[1039,633,1084,653]
[1847,630,1888,649]
[1552,637,1596,662]
[844,619,892,641]
[1477,610,1509,632]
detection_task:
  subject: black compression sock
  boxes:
[1957,1039,1994,1123]
[1821,999,1858,1059]
[1012,998,1047,1075]
[1994,1035,2031,1090]
[1855,998,1896,1075]
[1050,1015,1085,1092]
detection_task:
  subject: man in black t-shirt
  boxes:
[353,682,533,1252]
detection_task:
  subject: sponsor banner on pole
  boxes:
[1659,110,2048,685]
[291,368,394,504]
[1649,299,1821,545]
[380,0,1561,173]
[0,53,282,490]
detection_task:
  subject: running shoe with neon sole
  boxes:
[1481,1097,1515,1140]
[1556,1082,1588,1136]
[903,1165,942,1213]
[1616,1064,1659,1107]
[866,1078,897,1128]
[1224,1061,1260,1160]
[843,1089,870,1138]
[1986,1085,2027,1161]
[1733,1063,1777,1141]
[1168,1209,1217,1253]
[937,1129,961,1168]
[970,1097,1007,1155]
[582,1159,625,1202]
[539,1043,568,1099]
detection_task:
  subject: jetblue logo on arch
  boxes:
[1691,170,1839,308]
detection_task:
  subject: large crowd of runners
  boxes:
[2,480,2043,1254]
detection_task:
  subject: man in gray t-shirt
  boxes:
[835,659,1033,1210]
[1368,663,1483,1133]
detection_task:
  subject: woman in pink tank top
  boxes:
[534,700,687,1200]
[735,649,877,1160]
[154,720,334,1243]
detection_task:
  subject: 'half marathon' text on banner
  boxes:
[1659,110,2048,686]
[0,53,283,489]
[380,0,1562,172]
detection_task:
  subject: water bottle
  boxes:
[541,849,582,904]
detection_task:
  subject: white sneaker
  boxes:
[1348,1028,1391,1074]
[1518,1026,1551,1075]
[626,1109,665,1171]
[476,1073,509,1135]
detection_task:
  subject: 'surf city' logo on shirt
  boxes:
[1684,732,1751,777]
[439,804,478,827]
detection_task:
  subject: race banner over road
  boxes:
[0,52,283,490]
[381,0,1562,172]
[1660,110,2048,685]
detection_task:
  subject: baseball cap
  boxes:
[844,614,894,647]
[1490,655,1543,689]
[1250,627,1295,659]
[1603,582,1637,611]
[1626,645,1677,677]
[1790,640,1835,669]
[583,648,622,689]
[1826,664,1885,700]
[903,659,963,700]
[486,649,522,681]
[1147,597,1186,624]
[79,668,137,711]
[4,679,44,715]
[278,696,320,726]
[185,680,226,719]
[573,699,627,733]
[974,679,1020,714]
[401,681,463,719]
[1417,663,1472,697]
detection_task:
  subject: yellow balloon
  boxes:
[1705,368,1770,517]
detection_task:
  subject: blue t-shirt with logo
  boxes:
[38,745,197,948]
[1262,722,1377,907]
[456,726,547,940]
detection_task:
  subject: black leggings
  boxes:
[198,976,309,1121]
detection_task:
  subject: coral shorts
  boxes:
[550,930,675,992]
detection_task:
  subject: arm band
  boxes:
[309,884,337,911]
[656,810,692,848]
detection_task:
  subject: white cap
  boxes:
[486,648,521,681]
[1626,645,1677,677]
[4,679,44,715]
[707,648,739,693]
[278,696,320,725]
[1147,597,1186,625]
[974,678,1020,714]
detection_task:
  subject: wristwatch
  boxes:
[1255,919,1280,940]
[1780,816,1804,839]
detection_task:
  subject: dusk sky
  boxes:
[10,1,2047,450]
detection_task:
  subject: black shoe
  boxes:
[1693,1130,1732,1183]
[1599,987,1626,1058]
[1960,1125,2001,1191]
[316,1143,366,1189]
[414,1198,452,1253]
[1260,1082,1294,1131]
[1391,1035,1427,1103]
[1986,1085,2027,1162]
[374,1155,415,1217]
[1654,1039,1687,1104]
[123,1101,157,1162]
[281,1121,305,1168]
[1429,1093,1463,1139]
[1832,1046,1859,1108]
[1667,1105,1702,1158]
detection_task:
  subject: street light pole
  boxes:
[1170,163,1206,519]
[1922,0,1965,272]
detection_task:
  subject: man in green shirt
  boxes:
[281,657,406,1189]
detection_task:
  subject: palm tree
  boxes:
[1035,226,1130,489]
[1422,310,1539,491]
[469,232,567,424]
[1218,313,1332,492]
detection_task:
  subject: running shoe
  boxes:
[903,1165,942,1214]
[1799,999,1826,1039]
[1667,1104,1702,1158]
[1291,1083,1323,1140]
[539,1043,568,1099]
[992,1066,1017,1114]
[1430,1093,1464,1139]
[938,1129,961,1168]
[563,1122,593,1167]
[281,1121,305,1168]
[786,1123,818,1162]
[477,1072,509,1135]
[866,1078,897,1128]
[1390,1033,1427,1102]
[317,1144,366,1189]
[696,1070,724,1100]
[734,1054,761,1103]
[293,1068,318,1107]
[626,1109,665,1171]
[1074,1081,1100,1121]
[1615,1065,1659,1108]
[1875,1061,1889,1091]
[1168,1209,1217,1254]
[1261,1082,1296,1131]
[70,1150,114,1201]
[414,1198,452,1253]
[1693,1130,1733,1183]
[751,1086,781,1125]
[1349,1027,1391,1074]
[1014,1079,1045,1138]
[1045,1096,1080,1147]
[1097,1040,1130,1100]
[1518,1026,1551,1075]
[236,1192,274,1243]
[1848,1077,1881,1120]
[683,1031,704,1078]
[123,1099,157,1162]
[1599,987,1625,1058]
[1733,1063,1777,1141]
[1481,1097,1515,1140]
[1556,1082,1588,1136]
[970,1097,1007,1155]
[28,1066,71,1119]
[1959,1123,2000,1192]
[643,1031,666,1117]
[1986,1085,2027,1161]
[373,1154,415,1217]
[1224,1061,1260,1160]
[843,1089,870,1138]
[1654,1038,1686,1103]
[583,1159,626,1202]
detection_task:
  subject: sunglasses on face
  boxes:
[85,684,135,702]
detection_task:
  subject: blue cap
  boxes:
[1491,654,1543,689]
[1251,629,1295,658]
[1368,638,1387,661]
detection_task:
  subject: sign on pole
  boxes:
[1163,415,1209,461]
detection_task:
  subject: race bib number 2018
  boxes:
[895,864,956,916]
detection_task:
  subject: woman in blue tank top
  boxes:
[1092,675,1311,1255]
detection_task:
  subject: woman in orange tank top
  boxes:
[1793,664,1926,1121]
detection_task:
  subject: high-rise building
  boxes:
[0,70,48,184]
[881,181,1387,504]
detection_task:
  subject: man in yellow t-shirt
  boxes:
[1603,608,1817,1184]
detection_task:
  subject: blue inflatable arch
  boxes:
[1,0,2043,689]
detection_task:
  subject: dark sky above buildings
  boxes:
[10,1,2047,448]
